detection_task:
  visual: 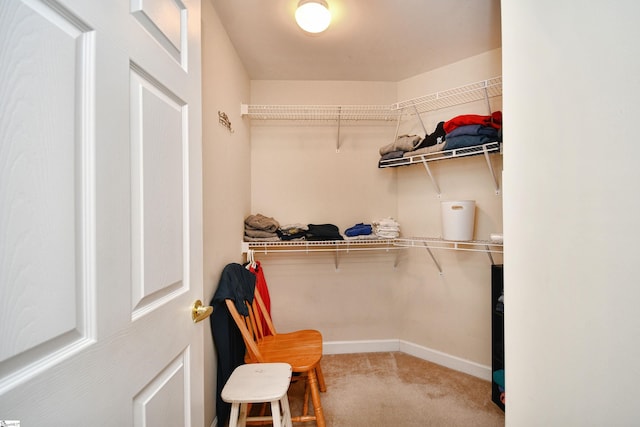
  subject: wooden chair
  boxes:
[225,289,326,427]
[222,362,293,427]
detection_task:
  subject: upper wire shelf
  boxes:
[393,76,502,116]
[241,76,502,122]
[240,104,399,122]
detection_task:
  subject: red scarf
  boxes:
[249,261,272,336]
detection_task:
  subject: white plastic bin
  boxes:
[441,200,476,241]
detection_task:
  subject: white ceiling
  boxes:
[209,0,502,82]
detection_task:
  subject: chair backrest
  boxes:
[225,289,276,363]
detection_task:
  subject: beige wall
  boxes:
[249,80,402,342]
[201,2,251,425]
[248,50,502,367]
[395,49,503,364]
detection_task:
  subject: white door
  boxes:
[0,0,205,425]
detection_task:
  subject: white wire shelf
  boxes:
[393,237,503,253]
[240,76,502,122]
[392,76,502,116]
[379,142,503,196]
[378,141,502,168]
[243,237,502,253]
[242,239,403,269]
[240,104,399,122]
[242,237,502,272]
[394,237,503,274]
[243,239,400,254]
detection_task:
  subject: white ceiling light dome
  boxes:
[295,0,331,34]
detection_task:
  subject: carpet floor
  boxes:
[286,352,505,427]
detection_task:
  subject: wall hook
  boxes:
[218,110,234,133]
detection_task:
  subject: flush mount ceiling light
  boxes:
[295,0,331,34]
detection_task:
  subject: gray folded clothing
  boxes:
[379,134,422,156]
[244,228,279,238]
[244,213,280,232]
[243,235,281,242]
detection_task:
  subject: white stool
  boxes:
[222,363,293,427]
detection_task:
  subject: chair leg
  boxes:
[315,364,327,392]
[270,400,282,427]
[228,403,240,427]
[238,402,248,427]
[302,373,310,417]
[281,394,293,427]
[291,370,325,426]
[307,369,326,427]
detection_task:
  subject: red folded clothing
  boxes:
[444,111,502,133]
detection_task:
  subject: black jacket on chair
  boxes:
[209,263,256,426]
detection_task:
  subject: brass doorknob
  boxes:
[191,300,213,323]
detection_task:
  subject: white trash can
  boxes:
[441,200,476,241]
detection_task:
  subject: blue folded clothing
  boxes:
[443,134,495,151]
[345,223,373,237]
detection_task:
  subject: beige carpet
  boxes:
[287,352,505,427]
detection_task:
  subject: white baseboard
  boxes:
[323,339,400,354]
[324,339,491,381]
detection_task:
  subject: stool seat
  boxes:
[222,363,293,427]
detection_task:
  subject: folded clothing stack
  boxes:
[344,223,373,238]
[378,134,423,163]
[277,223,308,241]
[306,223,343,241]
[244,213,280,241]
[443,111,503,151]
[372,218,400,239]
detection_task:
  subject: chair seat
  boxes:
[256,330,323,372]
[221,363,292,402]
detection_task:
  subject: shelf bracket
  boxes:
[419,155,442,196]
[423,242,443,274]
[393,110,402,142]
[390,241,400,268]
[413,103,427,136]
[484,86,492,114]
[336,106,342,152]
[485,245,496,265]
[482,145,500,195]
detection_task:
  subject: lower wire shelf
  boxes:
[242,237,503,272]
[242,239,402,269]
[242,238,399,253]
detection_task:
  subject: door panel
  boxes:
[130,0,186,66]
[0,0,203,425]
[133,350,189,426]
[130,65,187,317]
[0,0,95,389]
